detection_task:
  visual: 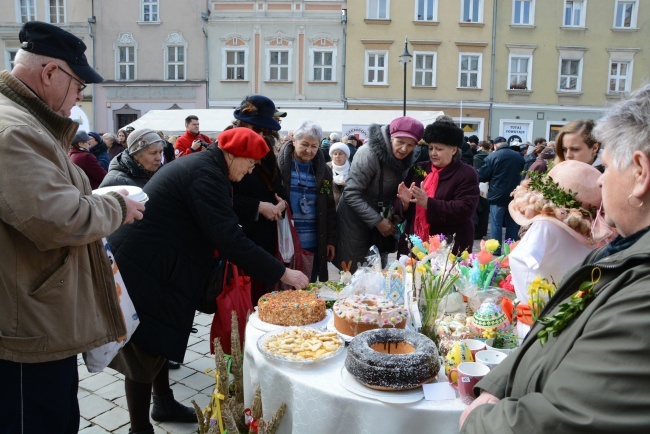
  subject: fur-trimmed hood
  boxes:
[366,124,415,174]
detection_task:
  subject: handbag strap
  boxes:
[377,162,384,209]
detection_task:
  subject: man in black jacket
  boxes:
[477,136,524,254]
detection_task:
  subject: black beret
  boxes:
[19,21,103,84]
[423,120,464,148]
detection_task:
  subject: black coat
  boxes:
[477,146,525,206]
[108,147,285,362]
[278,141,337,282]
[232,152,287,259]
[100,150,151,188]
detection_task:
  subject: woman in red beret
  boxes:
[107,127,308,434]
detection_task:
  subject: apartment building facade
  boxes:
[92,0,208,134]
[345,0,495,139]
[0,0,95,129]
[207,0,346,111]
[492,0,648,143]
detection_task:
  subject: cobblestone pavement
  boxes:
[78,239,483,433]
[76,312,215,434]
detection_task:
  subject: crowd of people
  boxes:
[2,21,650,434]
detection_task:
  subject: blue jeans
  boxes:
[489,204,520,254]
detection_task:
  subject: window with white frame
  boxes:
[365,51,388,85]
[608,60,632,93]
[142,0,159,22]
[413,52,436,87]
[558,58,582,91]
[508,55,532,90]
[512,0,534,25]
[367,0,389,19]
[163,32,187,81]
[563,0,586,27]
[5,49,18,71]
[118,46,135,80]
[268,50,290,81]
[224,50,246,80]
[47,0,65,23]
[461,0,483,23]
[311,49,335,82]
[415,0,437,21]
[17,0,36,23]
[165,46,185,80]
[459,53,481,88]
[614,0,637,29]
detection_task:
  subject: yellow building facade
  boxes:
[344,0,648,141]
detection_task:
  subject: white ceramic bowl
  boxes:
[485,338,518,355]
[475,350,507,369]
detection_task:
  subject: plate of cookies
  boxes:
[257,327,345,365]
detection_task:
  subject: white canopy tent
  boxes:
[125,109,444,138]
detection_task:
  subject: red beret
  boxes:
[217,127,269,160]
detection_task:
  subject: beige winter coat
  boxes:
[0,71,127,363]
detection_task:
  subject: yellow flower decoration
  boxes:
[448,253,456,262]
[461,250,469,260]
[484,239,500,253]
[482,328,496,339]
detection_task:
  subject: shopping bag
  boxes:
[277,214,295,263]
[284,205,314,279]
[210,262,254,355]
[83,238,140,372]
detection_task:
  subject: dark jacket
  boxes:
[108,147,285,362]
[68,147,107,189]
[162,140,175,165]
[100,150,151,188]
[90,140,110,171]
[473,150,490,171]
[108,143,125,160]
[394,160,479,255]
[460,141,474,166]
[527,157,549,177]
[277,141,337,282]
[412,144,430,165]
[522,152,537,174]
[463,229,650,433]
[336,124,415,271]
[477,146,525,206]
[233,151,287,260]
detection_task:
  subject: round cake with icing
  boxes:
[468,302,509,336]
[333,294,407,337]
[345,328,439,391]
[257,290,326,326]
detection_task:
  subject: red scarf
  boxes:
[414,167,442,240]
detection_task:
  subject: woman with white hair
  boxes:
[460,84,650,433]
[327,142,351,208]
[277,120,337,282]
[100,129,164,188]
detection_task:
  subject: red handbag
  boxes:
[209,261,254,355]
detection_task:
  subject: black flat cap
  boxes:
[19,21,103,84]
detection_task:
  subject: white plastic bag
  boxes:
[83,238,140,372]
[277,216,294,263]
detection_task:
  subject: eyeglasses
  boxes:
[247,159,257,169]
[42,64,87,92]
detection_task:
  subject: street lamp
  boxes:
[398,37,412,116]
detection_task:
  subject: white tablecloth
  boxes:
[244,321,466,434]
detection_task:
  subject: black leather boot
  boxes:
[128,426,154,434]
[150,390,197,423]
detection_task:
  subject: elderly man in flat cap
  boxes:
[0,21,144,433]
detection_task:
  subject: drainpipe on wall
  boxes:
[88,1,96,130]
[201,9,210,109]
[488,0,498,139]
[341,8,348,109]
